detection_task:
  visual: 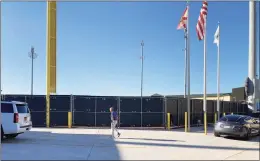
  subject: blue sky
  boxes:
[1,1,257,96]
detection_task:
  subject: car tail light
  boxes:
[13,113,19,123]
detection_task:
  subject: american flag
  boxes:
[177,6,188,30]
[196,1,208,40]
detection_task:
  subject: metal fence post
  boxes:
[236,102,239,114]
[141,97,143,128]
[70,94,73,127]
[72,95,75,125]
[95,97,97,127]
[118,96,121,128]
[164,97,167,128]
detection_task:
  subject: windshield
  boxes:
[16,104,30,113]
[226,115,244,122]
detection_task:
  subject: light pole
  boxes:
[28,46,37,96]
[141,40,144,128]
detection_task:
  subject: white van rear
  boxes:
[1,101,32,139]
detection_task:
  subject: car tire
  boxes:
[241,127,249,140]
[214,132,220,137]
[1,125,4,140]
[5,134,18,139]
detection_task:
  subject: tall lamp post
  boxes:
[140,40,144,127]
[28,46,37,96]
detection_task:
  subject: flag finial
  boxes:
[186,0,190,6]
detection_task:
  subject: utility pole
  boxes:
[141,40,144,128]
[28,46,37,96]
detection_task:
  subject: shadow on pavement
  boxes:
[123,138,185,142]
[2,130,121,160]
[171,126,214,133]
[223,135,260,143]
[115,140,259,151]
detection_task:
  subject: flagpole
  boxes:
[203,19,207,135]
[184,41,187,99]
[217,22,220,120]
[0,1,2,143]
[186,2,191,132]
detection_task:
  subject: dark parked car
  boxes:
[214,115,259,140]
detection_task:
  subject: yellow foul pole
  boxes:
[46,1,57,128]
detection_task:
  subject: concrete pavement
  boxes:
[2,127,259,160]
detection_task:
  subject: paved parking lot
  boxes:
[2,127,259,160]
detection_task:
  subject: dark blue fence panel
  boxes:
[31,111,46,127]
[242,104,248,114]
[96,97,118,112]
[96,112,111,126]
[50,111,68,127]
[142,113,163,127]
[191,99,203,125]
[237,103,243,114]
[178,98,188,126]
[142,97,164,112]
[73,112,95,126]
[74,96,95,112]
[165,98,178,126]
[26,95,46,112]
[119,113,141,127]
[50,95,70,112]
[207,100,215,124]
[230,102,238,114]
[120,97,141,112]
[223,101,231,114]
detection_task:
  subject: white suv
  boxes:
[1,101,32,140]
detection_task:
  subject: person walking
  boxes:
[110,107,121,138]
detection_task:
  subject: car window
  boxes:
[244,116,252,121]
[1,103,14,113]
[16,104,29,113]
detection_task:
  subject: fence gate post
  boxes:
[72,95,75,125]
[70,94,73,127]
[94,97,97,127]
[237,102,239,114]
[118,96,121,128]
[167,113,171,130]
[164,97,167,129]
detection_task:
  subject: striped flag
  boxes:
[196,1,208,40]
[177,6,189,30]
